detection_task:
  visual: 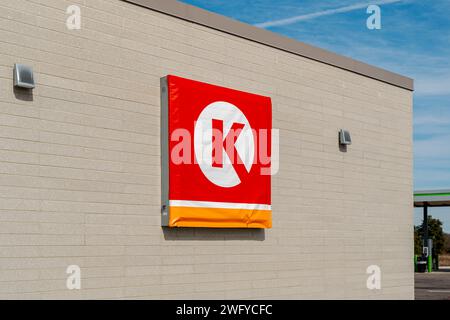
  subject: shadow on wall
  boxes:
[13,86,34,101]
[162,227,265,241]
[339,144,347,153]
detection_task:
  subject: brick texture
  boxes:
[0,0,413,299]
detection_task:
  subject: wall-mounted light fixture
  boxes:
[339,129,352,145]
[14,64,35,89]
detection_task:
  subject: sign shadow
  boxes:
[162,227,265,241]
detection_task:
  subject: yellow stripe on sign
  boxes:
[169,206,272,228]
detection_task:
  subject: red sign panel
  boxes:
[161,75,272,228]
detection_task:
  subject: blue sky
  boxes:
[181,0,450,232]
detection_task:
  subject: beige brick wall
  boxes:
[0,0,413,299]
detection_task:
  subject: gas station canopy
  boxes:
[413,189,450,273]
[414,189,450,207]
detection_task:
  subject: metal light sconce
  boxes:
[339,129,352,145]
[14,64,35,89]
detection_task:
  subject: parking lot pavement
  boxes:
[415,268,450,300]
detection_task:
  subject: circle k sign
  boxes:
[161,75,272,229]
[194,101,254,188]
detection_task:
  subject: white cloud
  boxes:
[415,134,450,154]
[414,115,450,126]
[254,0,403,28]
[415,75,450,96]
[414,132,450,192]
